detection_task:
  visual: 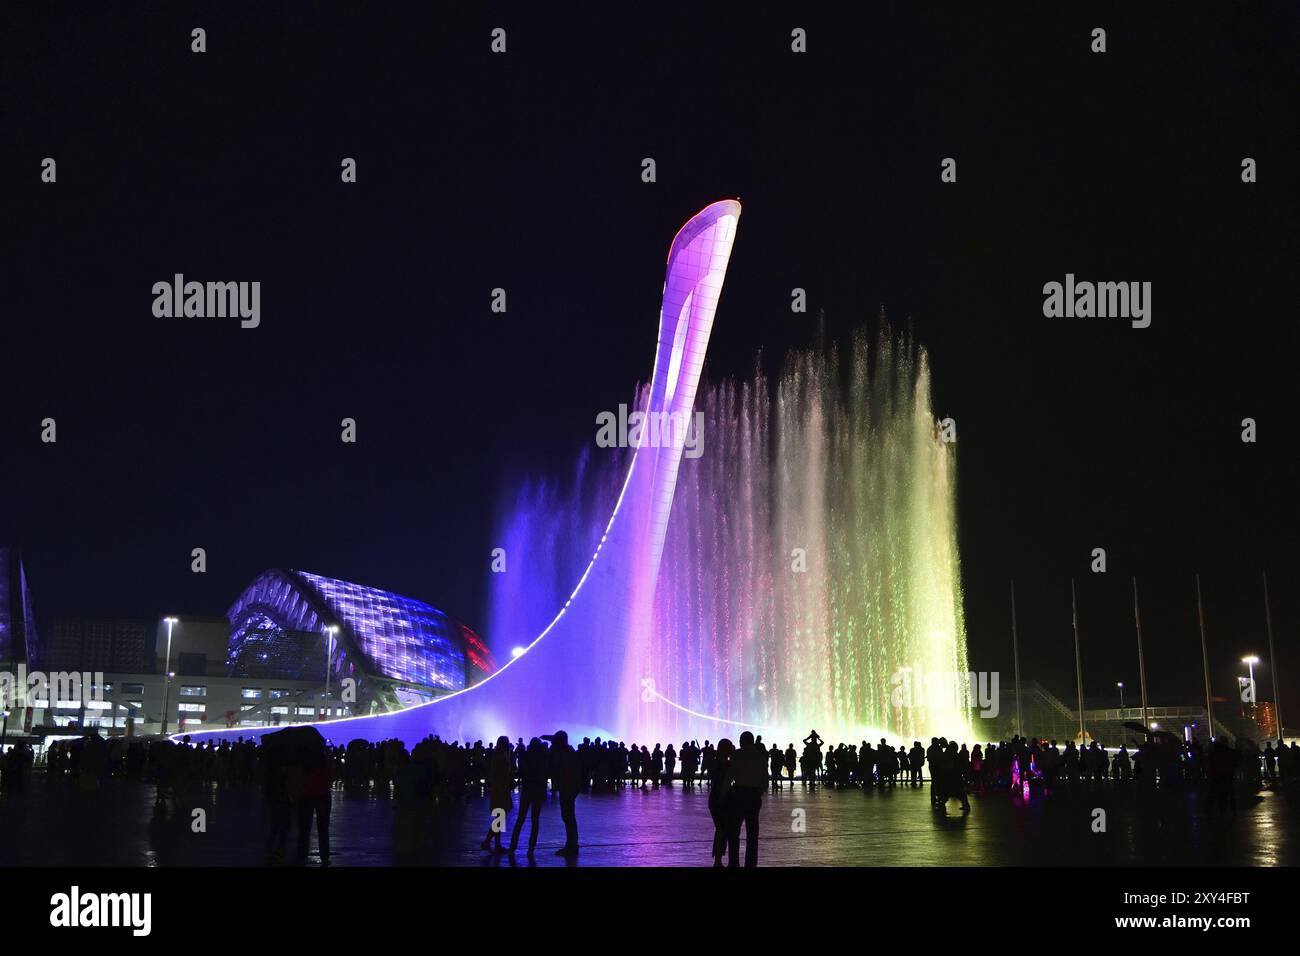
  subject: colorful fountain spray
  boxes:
[491,324,972,744]
[182,200,969,749]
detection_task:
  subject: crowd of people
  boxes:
[0,741,35,791]
[10,726,1296,866]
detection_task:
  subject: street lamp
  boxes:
[160,617,178,736]
[323,625,339,716]
[1117,682,1125,709]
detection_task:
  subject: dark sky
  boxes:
[3,3,1297,713]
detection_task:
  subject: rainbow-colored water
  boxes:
[490,323,971,744]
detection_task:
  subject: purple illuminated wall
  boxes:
[0,548,39,667]
[184,199,742,747]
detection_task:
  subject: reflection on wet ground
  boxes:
[1,778,1295,867]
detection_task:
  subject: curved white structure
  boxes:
[184,200,741,746]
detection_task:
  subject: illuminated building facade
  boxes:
[225,569,494,712]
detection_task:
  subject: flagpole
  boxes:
[1011,579,1023,738]
[1196,574,1215,740]
[1071,579,1086,744]
[1133,577,1150,729]
[1264,571,1283,744]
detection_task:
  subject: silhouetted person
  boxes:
[861,742,875,787]
[510,738,549,858]
[768,743,784,790]
[681,740,699,789]
[1062,741,1080,786]
[546,730,581,856]
[481,735,513,853]
[297,747,334,865]
[262,747,292,865]
[725,731,767,867]
[391,749,426,857]
[801,730,824,787]
[708,738,735,866]
[1206,738,1237,817]
[1113,744,1132,783]
[940,740,970,812]
[925,738,943,805]
[639,745,652,789]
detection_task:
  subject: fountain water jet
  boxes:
[492,323,972,745]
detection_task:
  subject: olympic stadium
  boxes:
[225,569,495,715]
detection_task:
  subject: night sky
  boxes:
[3,4,1297,714]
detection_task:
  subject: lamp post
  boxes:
[1117,682,1125,709]
[1071,579,1086,745]
[1133,577,1151,730]
[1263,572,1283,744]
[1011,580,1023,739]
[160,617,178,736]
[324,625,338,718]
[1195,576,1215,740]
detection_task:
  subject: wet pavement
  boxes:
[1,777,1295,867]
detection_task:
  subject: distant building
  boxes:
[4,562,497,738]
[156,616,230,677]
[226,569,495,713]
[30,672,345,735]
[47,618,150,673]
[1250,701,1278,741]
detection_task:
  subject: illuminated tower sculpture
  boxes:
[186,199,742,746]
[420,199,743,742]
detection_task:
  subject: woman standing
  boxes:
[509,738,549,858]
[480,735,514,853]
[707,739,735,866]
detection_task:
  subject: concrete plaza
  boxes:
[1,776,1295,867]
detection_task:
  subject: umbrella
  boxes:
[261,725,327,765]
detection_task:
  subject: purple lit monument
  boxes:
[185,199,742,746]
